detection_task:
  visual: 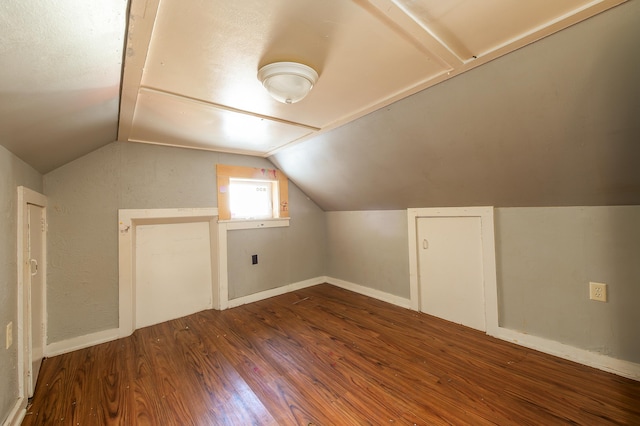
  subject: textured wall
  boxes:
[326,210,409,298]
[228,186,326,299]
[324,206,640,365]
[496,206,640,363]
[43,142,326,343]
[0,145,42,424]
[272,1,640,211]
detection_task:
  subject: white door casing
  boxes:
[407,207,498,335]
[17,186,48,404]
[118,208,219,337]
[27,203,45,396]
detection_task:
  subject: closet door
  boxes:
[417,216,486,331]
[135,220,213,329]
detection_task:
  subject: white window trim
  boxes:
[218,217,290,230]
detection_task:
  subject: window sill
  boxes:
[218,218,290,230]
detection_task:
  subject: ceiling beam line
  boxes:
[138,86,321,132]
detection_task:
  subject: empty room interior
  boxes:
[1,0,640,424]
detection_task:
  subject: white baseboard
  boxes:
[45,327,120,357]
[324,276,412,309]
[491,326,640,381]
[39,278,639,382]
[323,277,639,381]
[2,396,26,426]
[44,278,325,356]
[225,276,325,309]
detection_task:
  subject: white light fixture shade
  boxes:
[258,62,318,104]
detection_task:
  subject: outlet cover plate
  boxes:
[589,282,607,302]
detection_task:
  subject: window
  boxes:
[216,164,289,221]
[229,178,276,220]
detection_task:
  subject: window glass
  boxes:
[216,164,289,221]
[229,179,277,219]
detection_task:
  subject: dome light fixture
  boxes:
[257,62,318,104]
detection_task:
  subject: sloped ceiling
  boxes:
[272,0,640,210]
[0,1,127,173]
[1,0,637,210]
[118,0,626,159]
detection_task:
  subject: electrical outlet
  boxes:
[251,254,258,265]
[6,322,12,349]
[589,282,607,302]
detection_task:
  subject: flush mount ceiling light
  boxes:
[257,62,318,104]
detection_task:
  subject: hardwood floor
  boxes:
[23,284,640,425]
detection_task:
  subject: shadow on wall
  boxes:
[577,0,640,206]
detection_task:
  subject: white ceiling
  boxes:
[118,0,625,158]
[0,0,627,174]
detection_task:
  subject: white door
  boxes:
[27,203,45,396]
[135,221,213,329]
[417,216,486,331]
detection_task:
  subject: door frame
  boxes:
[16,186,48,401]
[117,208,219,337]
[407,207,498,335]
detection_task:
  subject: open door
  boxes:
[27,203,46,396]
[18,186,47,403]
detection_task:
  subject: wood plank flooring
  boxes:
[23,284,640,425]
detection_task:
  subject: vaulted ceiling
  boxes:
[119,0,627,158]
[1,0,638,209]
[0,1,126,173]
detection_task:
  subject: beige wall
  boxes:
[43,142,326,342]
[0,145,42,424]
